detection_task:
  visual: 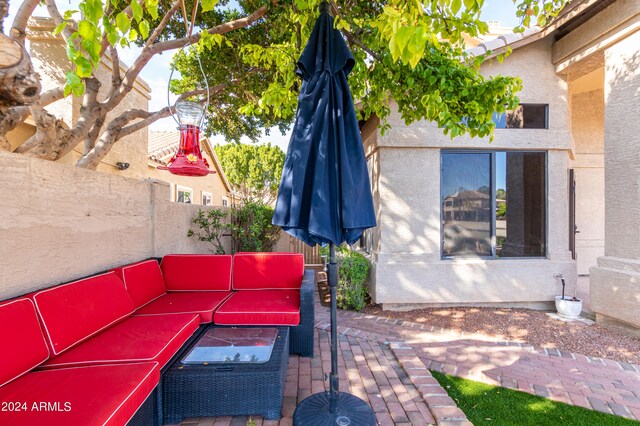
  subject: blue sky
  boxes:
[9,0,520,151]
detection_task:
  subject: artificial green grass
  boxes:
[431,370,639,426]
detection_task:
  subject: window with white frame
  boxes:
[222,197,228,207]
[202,191,213,206]
[441,151,547,258]
[176,185,193,204]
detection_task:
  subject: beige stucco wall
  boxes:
[0,150,230,301]
[589,29,640,333]
[368,37,576,308]
[569,68,605,275]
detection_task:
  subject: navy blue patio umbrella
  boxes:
[272,2,376,425]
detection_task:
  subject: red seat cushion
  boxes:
[0,362,158,426]
[112,260,167,308]
[0,299,50,387]
[214,290,301,326]
[135,291,232,323]
[33,272,135,355]
[161,254,232,291]
[233,252,304,290]
[40,313,198,370]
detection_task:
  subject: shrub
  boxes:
[320,245,371,311]
[230,201,281,253]
[187,209,229,254]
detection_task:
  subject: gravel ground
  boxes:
[362,304,640,365]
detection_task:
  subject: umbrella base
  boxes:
[293,392,376,426]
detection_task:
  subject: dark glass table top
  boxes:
[182,327,279,365]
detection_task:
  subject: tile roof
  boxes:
[148,131,180,165]
[465,27,541,58]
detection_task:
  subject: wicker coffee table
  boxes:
[163,326,289,423]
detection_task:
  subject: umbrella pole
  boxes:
[328,242,339,413]
[292,241,376,425]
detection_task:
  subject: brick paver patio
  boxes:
[173,289,640,425]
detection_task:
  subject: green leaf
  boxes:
[63,9,78,20]
[131,1,143,23]
[116,12,131,34]
[80,0,103,23]
[78,20,96,39]
[66,39,78,61]
[75,56,93,78]
[147,3,158,20]
[201,0,219,12]
[107,27,119,45]
[451,0,462,15]
[53,22,68,35]
[82,38,102,64]
[139,20,150,39]
[129,28,138,41]
[64,71,82,97]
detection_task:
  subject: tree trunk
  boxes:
[0,33,40,107]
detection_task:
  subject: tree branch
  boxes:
[0,0,8,34]
[145,0,181,48]
[106,4,268,109]
[10,0,39,44]
[39,87,65,106]
[84,116,105,154]
[118,107,173,139]
[327,0,381,62]
[44,0,75,42]
[109,45,121,89]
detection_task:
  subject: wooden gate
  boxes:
[288,235,323,265]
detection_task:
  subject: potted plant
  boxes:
[553,273,582,319]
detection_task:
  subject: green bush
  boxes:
[230,201,280,253]
[187,209,228,254]
[320,245,371,311]
[187,202,280,254]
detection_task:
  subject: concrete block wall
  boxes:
[0,150,229,300]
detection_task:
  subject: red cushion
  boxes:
[112,260,167,308]
[40,313,198,370]
[33,272,135,355]
[0,362,158,426]
[0,299,50,387]
[232,253,304,290]
[214,290,301,326]
[161,254,233,291]
[135,291,232,323]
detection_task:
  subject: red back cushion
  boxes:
[33,272,135,355]
[0,299,50,387]
[232,253,304,290]
[112,260,166,308]
[161,255,232,291]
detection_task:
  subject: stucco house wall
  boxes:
[367,37,576,309]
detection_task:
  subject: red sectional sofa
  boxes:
[0,253,315,426]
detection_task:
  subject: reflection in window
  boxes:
[496,152,546,257]
[493,104,548,129]
[441,151,547,258]
[441,153,492,256]
[177,186,192,204]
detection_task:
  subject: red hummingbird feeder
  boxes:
[159,43,215,177]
